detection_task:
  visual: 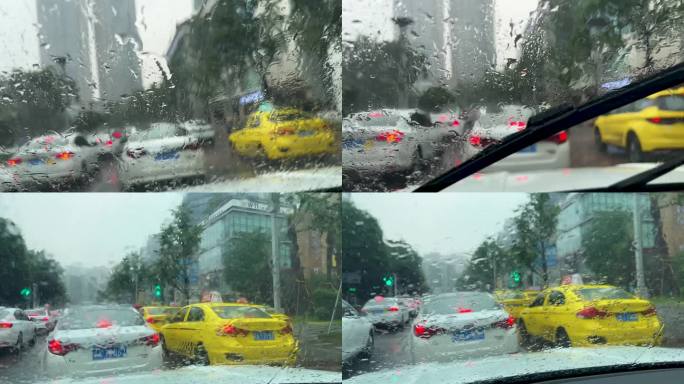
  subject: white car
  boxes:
[182,120,215,145]
[119,123,206,189]
[43,305,163,378]
[460,105,570,172]
[26,308,57,334]
[5,133,101,189]
[0,307,37,353]
[343,110,453,179]
[409,292,518,363]
[342,300,374,364]
[360,297,411,330]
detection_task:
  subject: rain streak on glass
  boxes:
[0,0,341,192]
[342,0,684,192]
[342,192,684,383]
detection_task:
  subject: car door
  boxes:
[180,306,207,355]
[13,310,33,343]
[342,302,366,358]
[544,290,569,340]
[162,307,189,353]
[523,293,548,336]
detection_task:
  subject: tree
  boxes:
[343,36,428,114]
[582,211,635,288]
[223,231,273,305]
[457,238,509,291]
[385,240,427,294]
[418,87,456,113]
[0,218,31,306]
[103,252,147,303]
[26,250,67,306]
[511,194,560,288]
[156,205,203,305]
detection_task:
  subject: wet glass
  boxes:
[0,0,341,192]
[342,0,684,191]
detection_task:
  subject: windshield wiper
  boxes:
[415,62,684,192]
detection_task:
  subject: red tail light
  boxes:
[388,306,399,312]
[452,120,460,127]
[276,126,296,135]
[7,158,22,166]
[141,333,160,347]
[494,316,516,329]
[376,130,405,143]
[545,131,568,144]
[41,317,49,322]
[576,306,608,319]
[642,307,657,316]
[105,140,114,147]
[280,325,293,335]
[48,339,79,356]
[217,324,249,337]
[146,317,157,324]
[0,322,13,328]
[413,323,443,339]
[469,135,498,148]
[648,117,662,124]
[112,131,123,139]
[96,319,113,328]
[55,151,75,160]
[509,121,527,128]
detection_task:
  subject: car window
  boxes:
[657,95,684,111]
[421,294,500,315]
[26,309,46,317]
[343,302,359,317]
[0,309,8,319]
[170,307,189,323]
[529,294,547,307]
[575,287,635,301]
[186,307,205,322]
[211,306,271,319]
[145,307,167,316]
[548,291,566,306]
[58,308,145,330]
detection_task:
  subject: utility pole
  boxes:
[32,282,38,308]
[633,194,647,298]
[271,194,282,312]
[393,273,398,297]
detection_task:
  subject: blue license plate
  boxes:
[92,345,127,360]
[519,144,537,153]
[452,328,485,342]
[154,151,180,161]
[616,312,637,322]
[29,159,43,165]
[298,131,315,137]
[253,331,274,341]
[342,139,363,149]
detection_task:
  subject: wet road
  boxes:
[0,333,47,384]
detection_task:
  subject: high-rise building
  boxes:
[393,0,495,89]
[36,0,143,105]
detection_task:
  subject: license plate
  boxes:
[154,151,180,161]
[616,312,637,322]
[519,144,537,153]
[253,331,274,341]
[342,139,363,149]
[370,309,383,314]
[29,159,43,165]
[452,328,485,343]
[298,131,315,137]
[92,345,127,360]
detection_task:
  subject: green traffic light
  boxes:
[154,284,162,297]
[20,288,31,297]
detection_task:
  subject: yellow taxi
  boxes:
[159,302,298,366]
[229,108,336,160]
[493,290,528,319]
[254,305,291,324]
[595,87,684,162]
[140,306,178,332]
[518,284,663,348]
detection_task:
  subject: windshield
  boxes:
[0,192,341,384]
[575,287,636,300]
[0,0,341,193]
[343,192,684,382]
[342,0,684,192]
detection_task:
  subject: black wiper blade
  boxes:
[415,61,684,192]
[581,152,684,192]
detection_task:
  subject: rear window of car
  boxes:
[58,308,145,330]
[211,306,271,319]
[500,292,525,300]
[657,95,684,111]
[26,309,47,316]
[163,308,179,315]
[575,287,635,300]
[0,309,8,319]
[22,136,69,150]
[422,293,500,314]
[270,110,311,122]
[363,297,399,308]
[145,307,167,315]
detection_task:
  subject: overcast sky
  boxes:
[342,0,539,68]
[350,193,529,257]
[0,193,184,269]
[0,0,193,86]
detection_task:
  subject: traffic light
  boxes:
[512,271,521,283]
[154,284,162,298]
[382,275,394,287]
[20,288,31,297]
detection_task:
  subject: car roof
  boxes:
[648,86,684,99]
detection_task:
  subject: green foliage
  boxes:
[511,194,560,288]
[582,211,635,288]
[157,205,203,305]
[457,238,509,291]
[343,36,429,114]
[223,230,273,305]
[310,287,338,320]
[102,252,148,303]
